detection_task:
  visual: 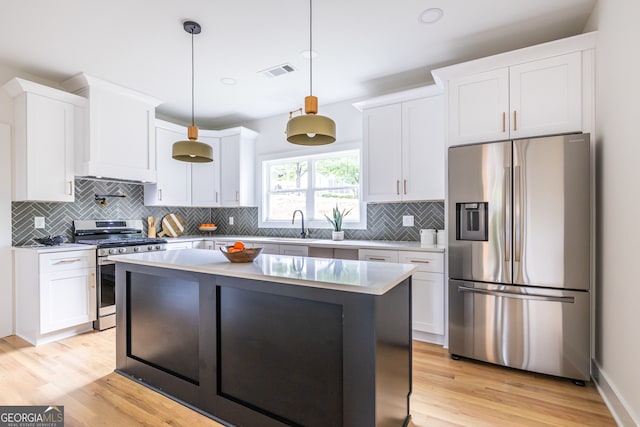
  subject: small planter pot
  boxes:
[332,230,344,241]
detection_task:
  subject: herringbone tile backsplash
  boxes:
[12,179,444,246]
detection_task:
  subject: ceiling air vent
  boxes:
[259,63,296,78]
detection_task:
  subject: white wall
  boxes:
[588,2,640,425]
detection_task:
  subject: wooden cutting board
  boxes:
[158,213,185,237]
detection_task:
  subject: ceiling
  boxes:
[0,0,596,129]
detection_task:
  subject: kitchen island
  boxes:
[110,249,416,427]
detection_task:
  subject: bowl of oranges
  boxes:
[199,223,217,232]
[219,241,263,263]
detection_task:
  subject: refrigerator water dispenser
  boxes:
[456,202,488,241]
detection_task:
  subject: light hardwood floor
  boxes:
[0,330,616,426]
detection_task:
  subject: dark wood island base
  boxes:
[115,260,412,427]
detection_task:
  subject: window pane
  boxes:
[314,189,360,221]
[270,161,308,191]
[268,192,306,220]
[314,153,359,188]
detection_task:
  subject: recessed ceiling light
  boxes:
[220,77,237,85]
[419,8,444,24]
[300,49,318,60]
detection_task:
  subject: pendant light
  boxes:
[172,21,213,163]
[286,0,336,146]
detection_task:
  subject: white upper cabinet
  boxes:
[435,33,596,146]
[448,52,582,145]
[509,53,582,139]
[402,97,445,201]
[3,78,86,202]
[144,123,192,206]
[62,73,161,182]
[362,104,403,202]
[219,128,258,207]
[144,121,253,207]
[360,88,445,202]
[191,133,221,207]
[448,68,510,145]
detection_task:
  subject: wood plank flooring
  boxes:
[0,330,616,426]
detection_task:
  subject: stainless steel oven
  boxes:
[74,219,167,330]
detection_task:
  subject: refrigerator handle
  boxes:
[514,165,522,262]
[504,166,511,262]
[458,286,575,303]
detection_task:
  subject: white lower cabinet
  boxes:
[360,248,444,343]
[397,251,444,339]
[165,241,194,250]
[199,239,215,250]
[278,245,309,256]
[14,248,97,345]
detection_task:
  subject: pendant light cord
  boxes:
[309,0,313,97]
[191,28,195,127]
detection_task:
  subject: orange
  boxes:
[233,241,245,250]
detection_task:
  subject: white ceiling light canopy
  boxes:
[286,0,336,146]
[172,20,214,163]
[419,7,444,24]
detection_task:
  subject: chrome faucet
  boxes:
[291,210,307,238]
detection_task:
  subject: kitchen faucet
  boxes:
[291,210,308,238]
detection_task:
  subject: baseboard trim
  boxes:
[592,359,639,427]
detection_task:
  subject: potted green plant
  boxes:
[325,204,352,241]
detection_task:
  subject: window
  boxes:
[261,148,365,229]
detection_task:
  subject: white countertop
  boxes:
[165,235,445,252]
[109,249,418,295]
[12,243,97,253]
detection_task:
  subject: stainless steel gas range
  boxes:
[74,219,167,330]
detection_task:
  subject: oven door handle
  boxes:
[98,258,116,266]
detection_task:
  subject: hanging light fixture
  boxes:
[172,21,213,163]
[286,0,336,146]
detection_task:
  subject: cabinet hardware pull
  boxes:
[215,191,218,203]
[513,110,517,131]
[158,189,163,201]
[68,181,73,196]
[396,180,400,195]
[502,112,506,132]
[404,179,407,195]
[410,260,431,264]
[53,259,81,264]
[368,257,387,261]
[236,191,239,202]
[458,286,574,303]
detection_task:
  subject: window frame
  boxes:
[258,142,366,230]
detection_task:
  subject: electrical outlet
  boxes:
[402,215,414,227]
[34,216,45,229]
[229,216,234,225]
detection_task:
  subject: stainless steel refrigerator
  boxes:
[447,133,590,382]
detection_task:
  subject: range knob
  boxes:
[155,245,161,250]
[133,247,140,252]
[118,247,127,254]
[109,248,118,255]
[147,245,154,251]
